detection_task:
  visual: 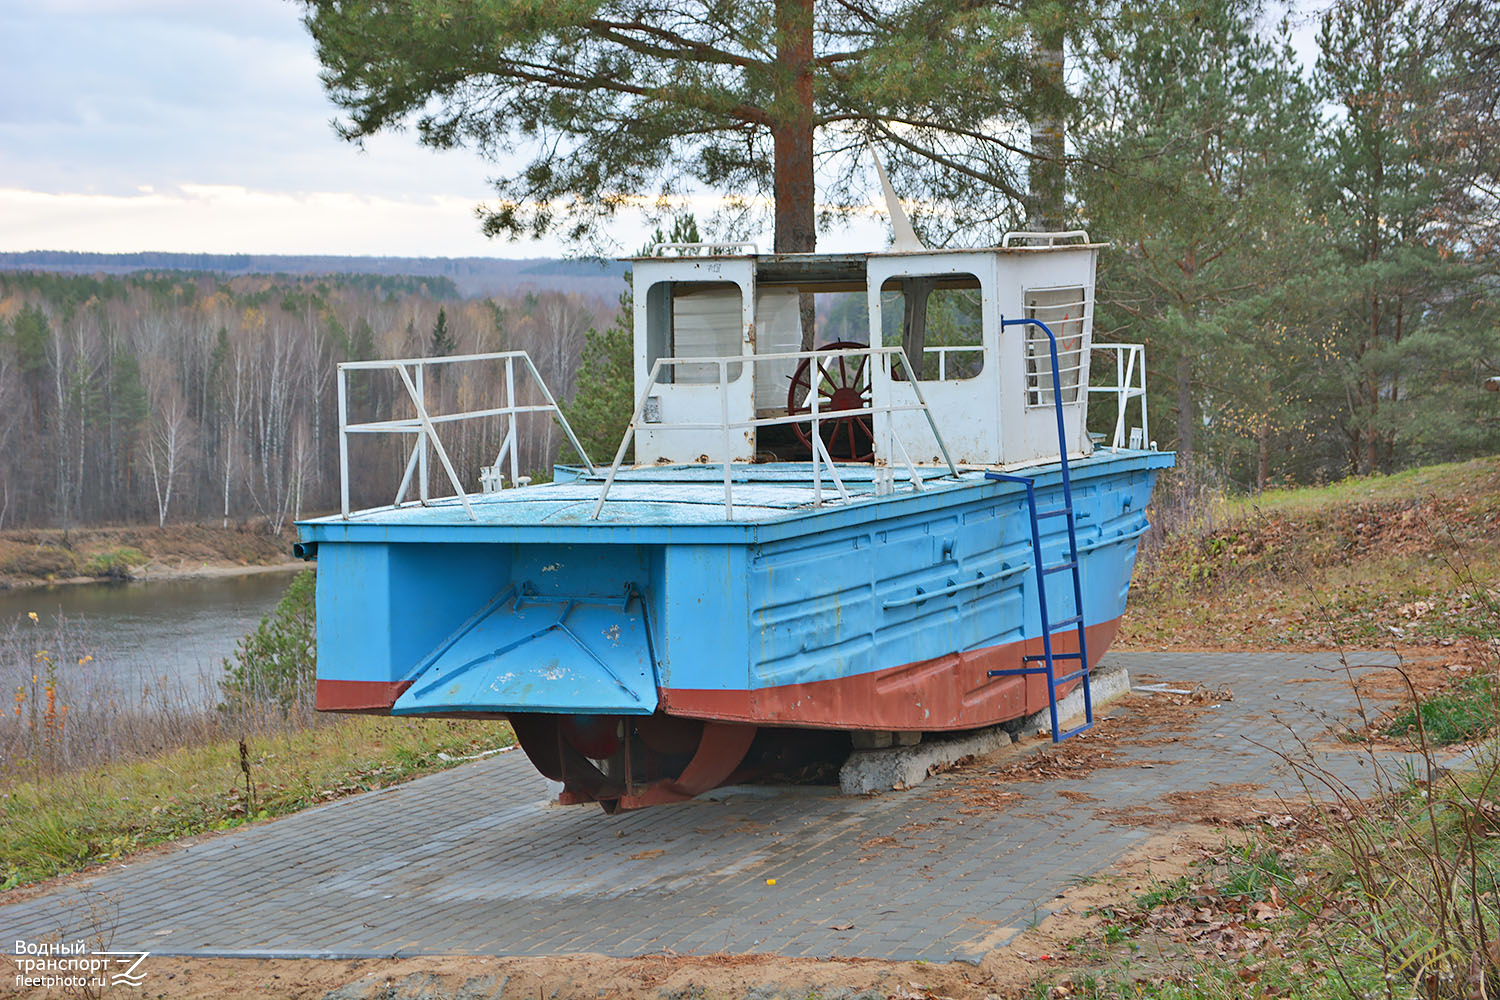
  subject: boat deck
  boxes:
[307,463,969,528]
[296,451,1171,543]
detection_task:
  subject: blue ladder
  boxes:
[985,316,1092,742]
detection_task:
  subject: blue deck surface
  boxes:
[306,463,957,526]
[297,454,1165,543]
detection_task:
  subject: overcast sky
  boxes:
[1,1,1317,260]
[0,0,686,257]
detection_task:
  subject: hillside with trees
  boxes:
[0,252,628,300]
[0,270,600,531]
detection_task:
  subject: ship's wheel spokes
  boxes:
[786,341,875,463]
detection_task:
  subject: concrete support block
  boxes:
[839,727,1013,795]
[1017,665,1131,737]
[839,665,1132,796]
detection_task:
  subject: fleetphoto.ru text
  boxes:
[12,940,149,991]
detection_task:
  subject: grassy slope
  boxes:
[0,717,513,891]
[1032,725,1500,1000]
[1121,455,1500,650]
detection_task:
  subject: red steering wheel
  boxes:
[786,341,875,463]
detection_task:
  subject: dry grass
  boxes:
[0,612,266,781]
[1124,455,1500,650]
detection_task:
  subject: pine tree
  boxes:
[298,0,1069,251]
[1075,0,1322,473]
[1315,0,1493,473]
[12,303,51,427]
[430,307,455,357]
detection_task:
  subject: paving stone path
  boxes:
[1,650,1427,963]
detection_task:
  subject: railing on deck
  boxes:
[1088,343,1151,450]
[922,344,984,380]
[337,352,595,521]
[591,345,959,521]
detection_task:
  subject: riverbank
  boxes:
[0,523,302,589]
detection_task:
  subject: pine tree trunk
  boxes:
[772,0,817,349]
[1175,353,1194,459]
[772,0,816,259]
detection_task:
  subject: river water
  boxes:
[0,571,299,709]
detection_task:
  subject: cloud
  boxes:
[0,185,520,256]
[0,0,498,198]
[0,2,892,257]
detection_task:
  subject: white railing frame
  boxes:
[337,351,596,521]
[590,345,959,521]
[1088,342,1149,450]
[1001,230,1092,247]
[922,344,985,381]
[651,241,760,257]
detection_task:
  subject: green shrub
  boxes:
[83,546,145,580]
[221,570,316,711]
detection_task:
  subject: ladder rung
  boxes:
[1055,722,1094,741]
[1023,651,1085,663]
[1056,668,1090,685]
[988,666,1048,678]
[1036,507,1072,519]
[1049,614,1084,628]
[1043,560,1077,574]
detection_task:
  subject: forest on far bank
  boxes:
[0,270,602,531]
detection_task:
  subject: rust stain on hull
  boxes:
[660,618,1119,731]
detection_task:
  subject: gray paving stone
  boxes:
[0,650,1436,962]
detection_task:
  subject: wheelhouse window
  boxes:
[879,273,985,382]
[1024,286,1088,406]
[644,280,744,384]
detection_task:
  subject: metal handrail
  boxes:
[337,351,595,521]
[922,344,984,380]
[1087,343,1149,450]
[590,345,959,521]
[651,241,759,256]
[1001,230,1091,248]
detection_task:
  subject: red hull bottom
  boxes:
[660,617,1118,731]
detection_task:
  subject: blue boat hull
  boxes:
[300,451,1169,732]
